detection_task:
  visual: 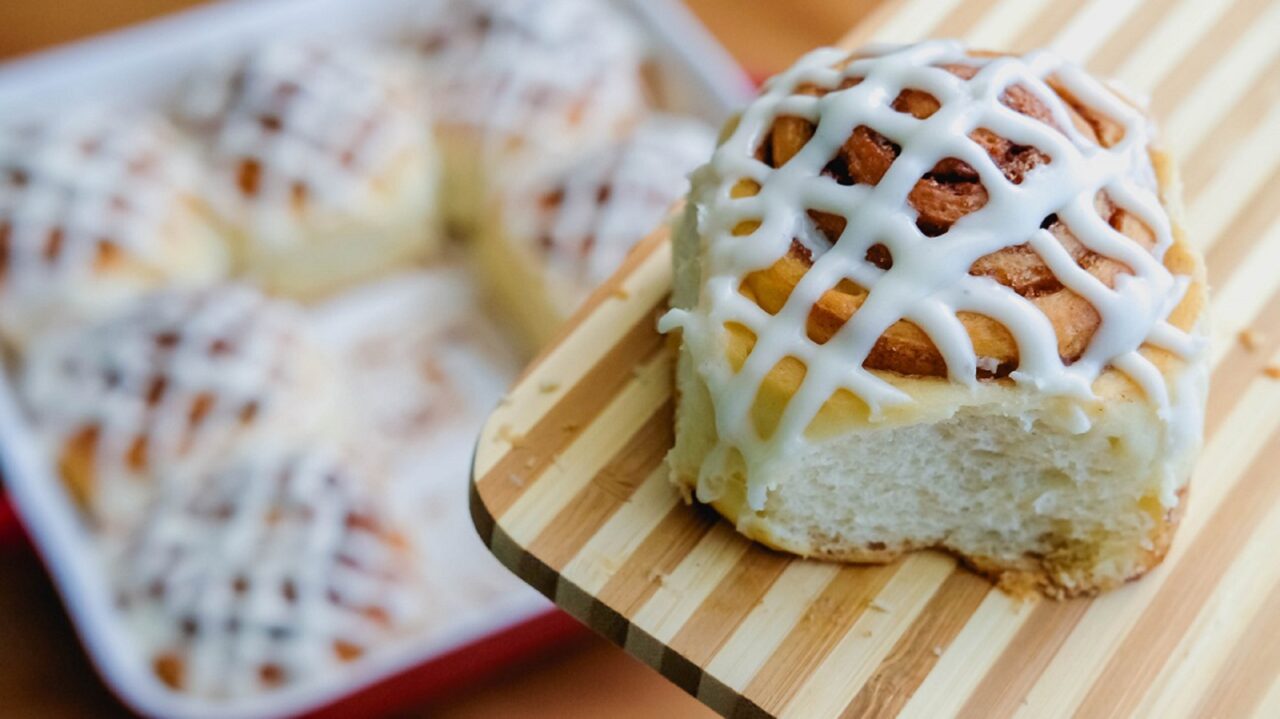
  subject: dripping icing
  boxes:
[661,41,1202,511]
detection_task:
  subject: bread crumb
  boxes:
[1265,364,1280,379]
[506,473,524,487]
[861,629,873,638]
[612,287,630,301]
[538,380,560,394]
[1239,329,1266,351]
[868,600,889,613]
[497,424,524,445]
[932,646,943,657]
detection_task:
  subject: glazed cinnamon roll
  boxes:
[21,284,341,533]
[177,42,439,297]
[0,109,227,348]
[480,116,715,347]
[113,445,427,699]
[663,41,1209,598]
[408,0,648,234]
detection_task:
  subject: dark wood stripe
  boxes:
[526,400,674,572]
[595,501,721,617]
[743,562,900,716]
[476,303,666,518]
[840,570,992,718]
[1203,165,1280,288]
[1013,1,1088,53]
[1182,55,1280,198]
[955,596,1092,718]
[667,547,792,666]
[1204,285,1280,438]
[1087,0,1168,74]
[1073,427,1280,718]
[1191,573,1280,717]
[1150,0,1271,118]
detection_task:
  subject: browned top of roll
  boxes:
[738,50,1157,379]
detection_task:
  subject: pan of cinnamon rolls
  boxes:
[0,0,749,713]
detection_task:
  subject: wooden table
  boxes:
[0,2,874,717]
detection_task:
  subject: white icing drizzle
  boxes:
[177,41,435,250]
[504,116,715,310]
[661,41,1202,510]
[0,108,226,345]
[410,0,646,174]
[113,445,426,699]
[21,284,341,533]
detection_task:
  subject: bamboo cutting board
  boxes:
[471,0,1280,716]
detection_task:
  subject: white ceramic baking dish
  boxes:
[0,1,752,717]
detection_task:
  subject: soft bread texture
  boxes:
[669,134,1208,597]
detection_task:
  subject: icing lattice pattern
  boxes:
[411,0,646,162]
[0,109,219,341]
[178,42,431,246]
[114,446,425,699]
[21,284,339,531]
[662,41,1201,509]
[507,116,715,299]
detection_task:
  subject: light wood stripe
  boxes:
[840,571,991,718]
[931,0,1005,39]
[559,468,680,596]
[1046,0,1145,62]
[1161,0,1280,151]
[699,561,840,701]
[963,0,1055,49]
[526,401,672,572]
[1112,0,1237,92]
[1011,1,1090,53]
[475,304,666,514]
[1089,0,1186,75]
[470,1,1280,716]
[743,563,899,715]
[1149,0,1274,117]
[865,0,964,44]
[1190,576,1280,718]
[1134,494,1280,717]
[781,554,956,718]
[1016,370,1280,717]
[1207,223,1280,367]
[477,235,672,474]
[500,352,670,545]
[628,523,750,652]
[896,591,1037,718]
[1072,424,1280,718]
[1181,58,1280,198]
[668,550,791,669]
[1187,96,1280,252]
[957,598,1092,718]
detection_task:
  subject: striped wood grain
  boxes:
[472,1,1280,716]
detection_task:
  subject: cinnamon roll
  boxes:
[177,42,439,298]
[663,41,1209,597]
[0,109,227,348]
[21,284,341,533]
[480,116,715,347]
[113,445,427,699]
[408,0,648,234]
